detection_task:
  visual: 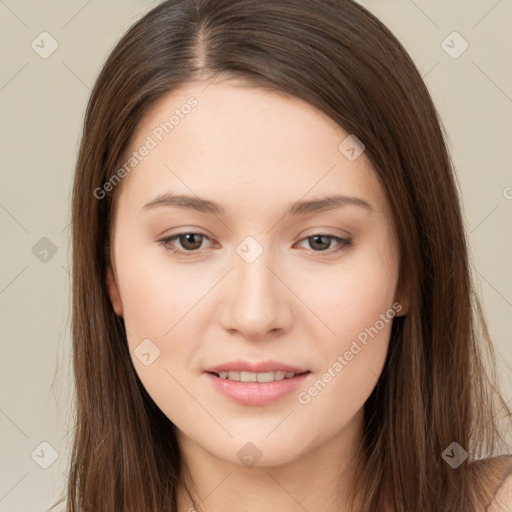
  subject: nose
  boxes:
[218,246,293,339]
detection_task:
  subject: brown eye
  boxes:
[296,233,352,254]
[158,232,211,255]
[308,235,333,251]
[176,233,204,251]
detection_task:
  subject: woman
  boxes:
[52,0,512,510]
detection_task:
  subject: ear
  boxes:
[106,262,123,317]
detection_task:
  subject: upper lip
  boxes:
[204,360,309,374]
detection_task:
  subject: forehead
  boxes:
[114,80,386,217]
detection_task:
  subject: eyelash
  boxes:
[157,232,353,257]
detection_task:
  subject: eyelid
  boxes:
[296,226,352,241]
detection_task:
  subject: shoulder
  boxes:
[485,455,512,512]
[487,473,512,511]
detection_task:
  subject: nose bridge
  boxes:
[220,235,290,336]
[235,244,273,304]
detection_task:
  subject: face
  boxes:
[106,79,407,467]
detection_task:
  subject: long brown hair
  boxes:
[55,0,511,510]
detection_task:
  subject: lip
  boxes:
[205,371,311,406]
[204,359,309,374]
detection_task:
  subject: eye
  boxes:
[294,233,352,255]
[158,232,213,256]
[157,231,352,257]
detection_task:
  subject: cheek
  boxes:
[115,255,206,421]
[296,251,397,406]
[305,252,398,346]
[114,248,210,393]
[118,247,203,337]
[297,296,393,436]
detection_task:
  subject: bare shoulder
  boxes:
[487,472,512,511]
[486,455,512,512]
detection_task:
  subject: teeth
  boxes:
[216,371,299,382]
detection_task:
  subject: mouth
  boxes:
[208,370,310,383]
[204,369,312,406]
[204,359,309,376]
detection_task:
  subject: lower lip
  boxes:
[205,372,311,406]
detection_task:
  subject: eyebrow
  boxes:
[142,193,375,216]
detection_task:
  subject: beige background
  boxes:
[0,1,511,510]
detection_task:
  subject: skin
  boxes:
[106,79,409,512]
